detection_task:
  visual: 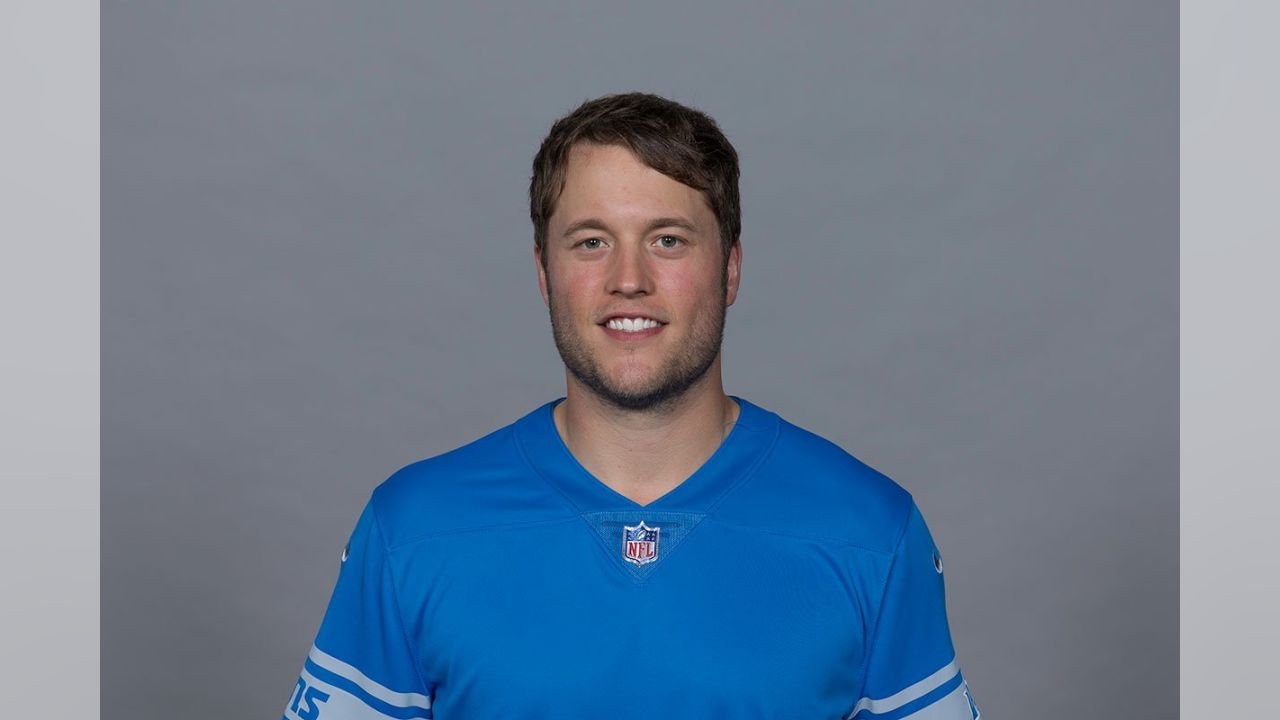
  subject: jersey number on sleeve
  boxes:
[289,677,331,720]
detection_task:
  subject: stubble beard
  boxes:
[546,270,728,413]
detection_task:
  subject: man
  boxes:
[282,92,980,720]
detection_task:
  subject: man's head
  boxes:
[529,93,743,412]
[530,93,742,272]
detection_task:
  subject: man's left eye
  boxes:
[656,235,684,248]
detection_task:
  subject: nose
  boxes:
[606,241,653,298]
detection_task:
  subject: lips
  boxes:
[599,313,666,325]
[603,316,663,332]
[599,314,667,340]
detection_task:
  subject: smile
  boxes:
[604,317,663,332]
[600,316,666,340]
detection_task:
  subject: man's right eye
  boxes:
[577,238,604,249]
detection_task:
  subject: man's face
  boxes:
[536,142,741,412]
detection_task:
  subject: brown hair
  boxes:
[529,92,741,268]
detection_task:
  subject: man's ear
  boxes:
[724,241,742,307]
[534,243,550,308]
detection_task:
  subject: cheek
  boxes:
[549,267,599,312]
[661,267,719,315]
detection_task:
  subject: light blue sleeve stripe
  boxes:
[308,644,432,710]
[847,657,961,718]
[304,659,432,719]
[287,666,431,720]
[895,681,978,720]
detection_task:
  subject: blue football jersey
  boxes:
[283,397,979,720]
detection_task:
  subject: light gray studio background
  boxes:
[103,2,1176,718]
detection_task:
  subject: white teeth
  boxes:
[606,317,661,332]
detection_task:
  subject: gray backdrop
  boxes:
[103,2,1177,718]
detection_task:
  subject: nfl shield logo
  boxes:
[622,521,660,566]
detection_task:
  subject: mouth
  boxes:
[599,315,667,340]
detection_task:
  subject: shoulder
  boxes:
[366,410,572,548]
[715,404,915,554]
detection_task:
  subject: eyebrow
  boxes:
[561,216,701,238]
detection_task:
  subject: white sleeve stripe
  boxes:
[308,644,432,709]
[848,657,961,717]
[296,667,415,720]
[896,681,976,720]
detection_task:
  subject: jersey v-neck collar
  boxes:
[513,395,780,514]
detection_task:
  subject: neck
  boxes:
[553,362,740,507]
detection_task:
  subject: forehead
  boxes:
[551,143,713,227]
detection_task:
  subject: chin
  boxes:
[609,356,664,377]
[604,374,661,395]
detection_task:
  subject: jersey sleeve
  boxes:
[281,497,433,720]
[847,501,980,720]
